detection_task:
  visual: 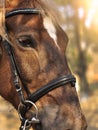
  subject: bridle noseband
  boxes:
[2,8,76,130]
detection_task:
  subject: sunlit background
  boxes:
[83,0,98,28]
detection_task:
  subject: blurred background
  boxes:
[0,0,98,130]
[54,0,98,130]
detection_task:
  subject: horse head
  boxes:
[0,0,87,130]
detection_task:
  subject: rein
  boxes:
[2,8,76,130]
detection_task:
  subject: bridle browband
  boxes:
[6,8,40,18]
[2,8,76,130]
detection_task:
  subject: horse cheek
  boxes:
[15,50,40,83]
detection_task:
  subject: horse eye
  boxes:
[17,36,36,48]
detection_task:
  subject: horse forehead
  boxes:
[43,17,59,48]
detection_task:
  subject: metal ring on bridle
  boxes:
[18,100,39,123]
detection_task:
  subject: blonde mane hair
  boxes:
[0,0,7,39]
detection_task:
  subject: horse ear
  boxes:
[56,25,69,53]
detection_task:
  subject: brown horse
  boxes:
[0,0,87,130]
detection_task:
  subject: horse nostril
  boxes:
[83,124,88,130]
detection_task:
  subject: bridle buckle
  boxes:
[18,100,40,130]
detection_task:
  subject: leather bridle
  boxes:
[1,8,76,130]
